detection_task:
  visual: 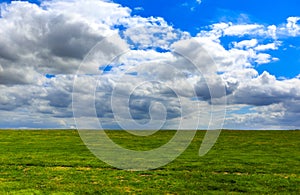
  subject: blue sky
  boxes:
[114,0,300,78]
[115,0,299,31]
[0,0,299,130]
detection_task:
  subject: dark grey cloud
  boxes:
[0,46,19,62]
[45,15,104,60]
[46,89,71,108]
[193,77,236,102]
[284,99,300,113]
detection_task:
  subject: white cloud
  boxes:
[194,18,300,129]
[254,53,272,64]
[225,71,300,129]
[42,0,131,27]
[286,16,300,36]
[223,24,265,36]
[199,19,300,40]
[134,7,144,11]
[254,42,279,51]
[122,16,190,50]
[196,0,202,4]
[267,25,277,39]
[225,95,300,130]
[233,39,258,49]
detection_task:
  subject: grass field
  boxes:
[0,130,299,194]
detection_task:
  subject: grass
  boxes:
[0,130,299,194]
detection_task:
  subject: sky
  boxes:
[0,0,299,130]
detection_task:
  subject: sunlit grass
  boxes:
[0,130,299,194]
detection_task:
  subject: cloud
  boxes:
[286,17,300,36]
[122,16,190,50]
[0,67,42,85]
[0,0,133,72]
[0,0,300,130]
[225,101,300,130]
[194,19,300,129]
[230,71,300,106]
[0,0,125,125]
[224,24,265,36]
[199,19,300,40]
[233,39,258,49]
[223,72,300,129]
[134,7,144,11]
[254,42,279,51]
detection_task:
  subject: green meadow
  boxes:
[0,130,299,194]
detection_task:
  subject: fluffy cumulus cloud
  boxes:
[0,0,300,129]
